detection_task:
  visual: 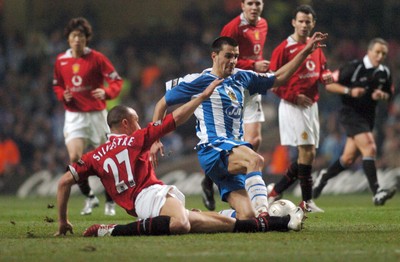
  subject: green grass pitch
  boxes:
[0,193,399,262]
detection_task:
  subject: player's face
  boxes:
[212,44,239,78]
[292,12,315,39]
[368,43,388,67]
[68,30,87,53]
[242,0,264,25]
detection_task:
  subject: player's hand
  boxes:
[305,32,328,53]
[201,78,223,99]
[254,60,270,73]
[371,89,389,100]
[296,94,313,107]
[63,89,73,102]
[54,221,74,236]
[149,140,165,169]
[91,88,106,100]
[350,87,366,98]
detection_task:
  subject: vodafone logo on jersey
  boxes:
[306,60,316,71]
[72,75,83,86]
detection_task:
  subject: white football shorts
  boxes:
[64,109,109,147]
[135,184,186,220]
[278,99,320,147]
[243,92,265,124]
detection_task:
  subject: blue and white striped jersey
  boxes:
[165,69,275,145]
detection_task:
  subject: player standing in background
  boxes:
[267,5,331,213]
[55,81,304,237]
[313,38,396,205]
[151,34,327,220]
[53,17,123,216]
[200,0,269,211]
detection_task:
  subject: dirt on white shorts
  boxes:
[243,92,265,124]
[278,99,320,147]
[64,110,109,147]
[135,184,186,220]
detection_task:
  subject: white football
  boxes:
[268,199,297,216]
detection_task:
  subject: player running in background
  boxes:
[55,80,304,237]
[267,5,331,213]
[53,17,123,216]
[151,34,327,220]
[199,0,270,211]
[313,38,396,205]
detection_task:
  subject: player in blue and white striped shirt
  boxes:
[151,35,327,220]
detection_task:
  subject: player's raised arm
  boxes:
[273,32,328,87]
[172,78,222,127]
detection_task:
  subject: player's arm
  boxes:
[325,82,365,98]
[53,63,71,102]
[149,96,168,168]
[92,55,123,100]
[273,32,328,87]
[54,171,75,236]
[172,78,222,126]
[325,66,365,98]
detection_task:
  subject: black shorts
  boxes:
[339,107,374,137]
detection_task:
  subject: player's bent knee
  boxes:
[248,153,264,169]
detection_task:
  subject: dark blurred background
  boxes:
[1,0,400,194]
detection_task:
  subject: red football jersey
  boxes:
[269,37,328,104]
[53,47,123,112]
[221,13,268,70]
[68,114,176,217]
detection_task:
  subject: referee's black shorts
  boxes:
[339,107,374,137]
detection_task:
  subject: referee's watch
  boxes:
[344,87,350,96]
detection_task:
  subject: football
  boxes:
[268,199,297,216]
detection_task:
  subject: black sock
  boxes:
[234,216,290,233]
[274,162,298,194]
[363,158,379,194]
[111,216,171,236]
[298,164,312,201]
[78,179,92,197]
[323,159,346,182]
[203,175,213,187]
[105,192,113,202]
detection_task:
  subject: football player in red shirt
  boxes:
[267,5,332,213]
[55,79,305,237]
[53,17,123,216]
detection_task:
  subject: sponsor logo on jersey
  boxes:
[225,105,242,119]
[72,75,83,86]
[306,60,316,71]
[61,61,68,66]
[289,48,298,54]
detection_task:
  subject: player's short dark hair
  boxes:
[293,4,317,21]
[211,36,238,53]
[64,17,93,42]
[107,105,130,128]
[368,38,388,50]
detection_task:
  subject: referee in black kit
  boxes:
[313,38,396,205]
